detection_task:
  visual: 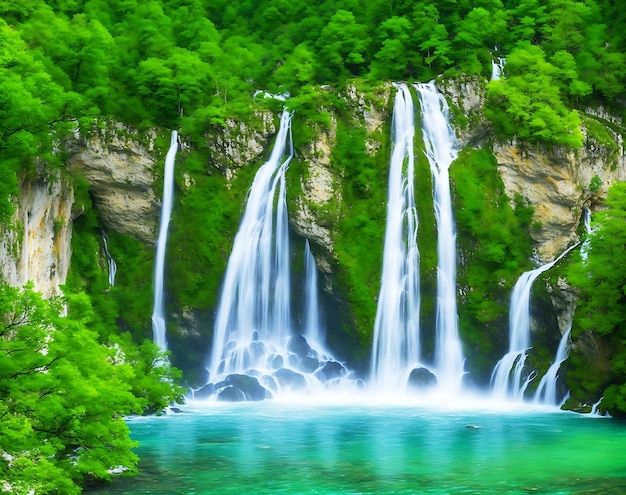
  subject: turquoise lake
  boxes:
[85,398,626,494]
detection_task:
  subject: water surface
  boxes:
[86,400,626,494]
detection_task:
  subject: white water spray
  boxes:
[101,231,117,286]
[533,326,571,405]
[415,81,465,392]
[491,57,506,80]
[371,83,421,391]
[491,243,579,400]
[151,130,178,351]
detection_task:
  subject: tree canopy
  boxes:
[0,283,184,493]
[0,0,624,178]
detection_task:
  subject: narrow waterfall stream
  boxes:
[491,243,579,400]
[491,57,506,80]
[371,83,421,392]
[415,81,465,392]
[151,130,178,351]
[101,231,117,287]
[304,239,325,352]
[533,325,572,405]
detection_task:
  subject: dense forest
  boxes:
[2,0,626,492]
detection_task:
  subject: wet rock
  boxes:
[287,334,312,357]
[193,383,214,400]
[217,386,246,402]
[273,368,307,390]
[215,374,270,401]
[407,367,438,388]
[316,361,346,382]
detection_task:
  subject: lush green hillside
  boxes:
[2,1,626,491]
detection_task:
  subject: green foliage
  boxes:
[332,118,388,344]
[451,148,534,375]
[167,150,245,311]
[589,174,603,193]
[567,182,626,415]
[0,283,183,494]
[485,43,584,148]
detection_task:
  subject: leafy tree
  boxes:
[273,43,317,90]
[369,16,414,80]
[485,43,583,147]
[316,10,369,80]
[0,283,183,493]
[567,182,626,416]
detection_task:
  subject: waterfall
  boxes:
[491,57,506,80]
[209,111,293,379]
[533,326,571,405]
[101,231,117,286]
[491,243,579,400]
[304,240,325,351]
[371,83,421,391]
[151,130,178,352]
[206,112,354,400]
[415,81,465,392]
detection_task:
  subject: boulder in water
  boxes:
[273,368,307,390]
[194,383,214,399]
[217,386,246,402]
[316,361,346,382]
[407,367,438,388]
[287,334,312,358]
[215,374,271,401]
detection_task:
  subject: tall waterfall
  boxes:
[491,244,579,400]
[101,231,117,286]
[209,111,294,379]
[151,130,178,351]
[206,112,353,399]
[371,83,421,391]
[533,325,572,405]
[415,81,465,392]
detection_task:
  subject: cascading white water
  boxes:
[151,130,178,351]
[491,57,506,80]
[206,112,354,400]
[533,326,571,405]
[371,83,421,391]
[101,231,117,286]
[209,111,293,379]
[491,243,579,400]
[415,81,465,392]
[304,240,325,352]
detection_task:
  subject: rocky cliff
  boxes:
[1,79,624,405]
[0,171,73,298]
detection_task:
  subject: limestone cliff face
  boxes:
[291,83,392,273]
[444,78,626,263]
[292,115,337,269]
[66,124,160,244]
[0,171,74,298]
[206,110,276,182]
[494,136,626,262]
